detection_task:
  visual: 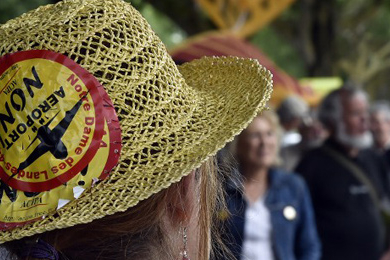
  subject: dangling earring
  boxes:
[180,226,190,260]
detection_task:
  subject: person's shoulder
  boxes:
[294,145,328,172]
[360,147,383,160]
[359,148,389,173]
[300,145,326,160]
[385,148,390,161]
[270,169,310,202]
[271,168,306,189]
[360,148,388,166]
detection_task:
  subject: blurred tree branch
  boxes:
[267,0,390,99]
[339,39,390,84]
[142,0,215,35]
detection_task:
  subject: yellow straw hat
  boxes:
[0,0,272,242]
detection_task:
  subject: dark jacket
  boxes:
[295,139,387,260]
[384,148,390,170]
[223,168,321,260]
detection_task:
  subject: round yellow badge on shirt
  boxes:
[283,205,297,220]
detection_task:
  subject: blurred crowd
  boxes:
[219,83,390,260]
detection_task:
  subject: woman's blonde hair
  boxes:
[5,156,226,260]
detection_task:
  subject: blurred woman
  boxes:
[222,111,320,260]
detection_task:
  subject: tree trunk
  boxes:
[300,0,335,76]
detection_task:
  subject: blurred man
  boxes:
[278,95,314,171]
[280,109,329,171]
[296,85,390,260]
[370,101,390,165]
[277,95,310,147]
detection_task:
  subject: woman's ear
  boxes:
[168,170,197,226]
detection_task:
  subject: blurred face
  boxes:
[342,94,369,136]
[336,93,372,149]
[237,116,278,169]
[299,118,328,147]
[370,111,390,148]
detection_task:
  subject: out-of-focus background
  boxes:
[2,2,390,260]
[2,0,390,106]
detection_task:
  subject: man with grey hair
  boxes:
[296,85,390,260]
[317,86,373,151]
[370,101,390,165]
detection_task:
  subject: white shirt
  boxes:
[242,197,274,260]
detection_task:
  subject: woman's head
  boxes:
[6,157,220,260]
[235,111,281,170]
[0,0,272,258]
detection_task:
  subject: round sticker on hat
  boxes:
[0,50,121,230]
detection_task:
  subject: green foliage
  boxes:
[250,27,306,78]
[365,8,390,43]
[0,0,51,24]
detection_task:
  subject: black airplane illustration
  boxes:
[16,94,86,173]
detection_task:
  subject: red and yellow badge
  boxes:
[0,50,121,230]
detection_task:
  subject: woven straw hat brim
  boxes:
[0,0,272,242]
[0,56,272,243]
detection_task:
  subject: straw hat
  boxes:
[0,0,272,242]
